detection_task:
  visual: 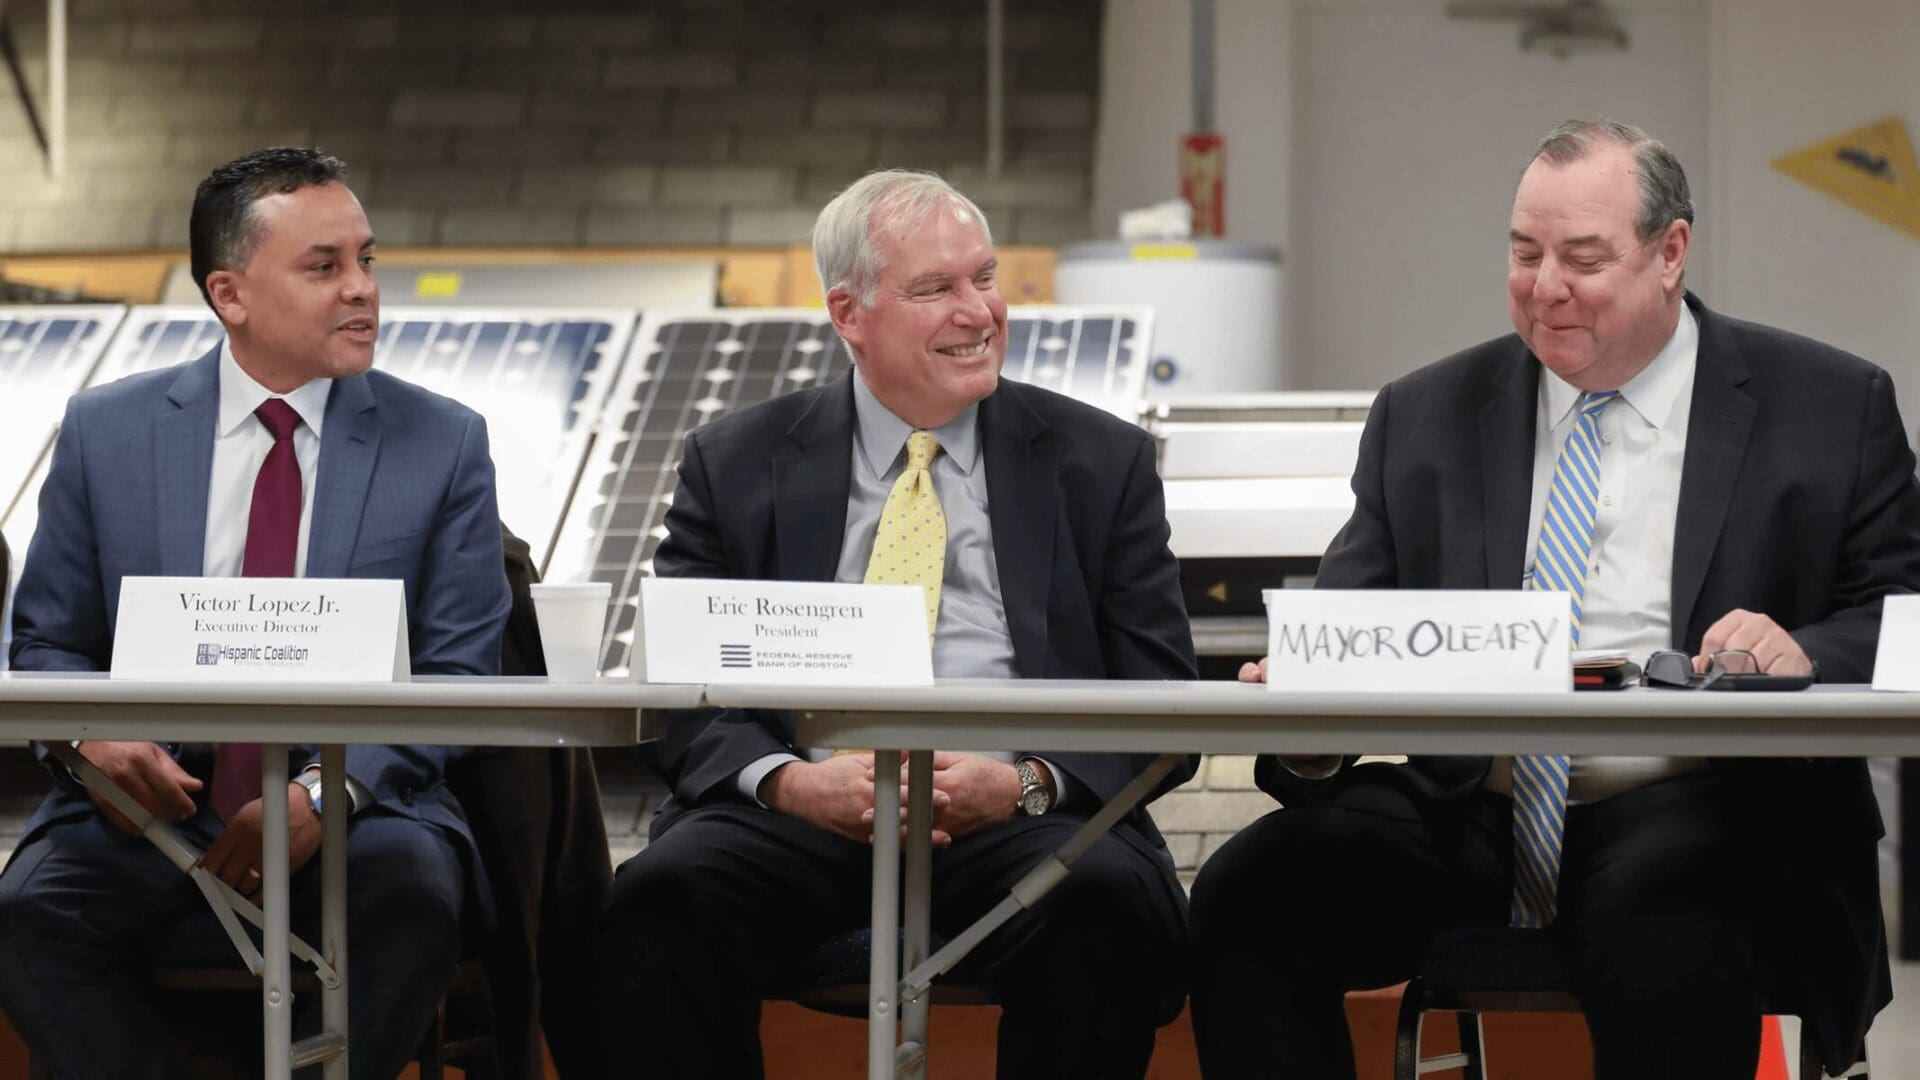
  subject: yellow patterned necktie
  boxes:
[863,430,946,642]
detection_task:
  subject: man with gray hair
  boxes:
[596,169,1197,1078]
[1190,120,1920,1077]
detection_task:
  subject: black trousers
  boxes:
[0,807,466,1080]
[1188,770,1761,1080]
[596,802,1189,1079]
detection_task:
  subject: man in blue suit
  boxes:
[0,148,511,1079]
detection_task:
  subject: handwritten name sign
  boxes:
[112,577,408,682]
[1263,589,1572,693]
[1873,594,1920,692]
[641,577,932,686]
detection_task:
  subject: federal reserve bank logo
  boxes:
[195,643,221,666]
[719,644,751,669]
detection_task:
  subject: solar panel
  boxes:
[0,305,127,557]
[545,306,1153,676]
[1,305,637,571]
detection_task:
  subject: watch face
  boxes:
[1020,786,1050,815]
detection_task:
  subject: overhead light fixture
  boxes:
[1446,0,1630,58]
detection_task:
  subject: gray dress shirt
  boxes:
[734,373,1064,803]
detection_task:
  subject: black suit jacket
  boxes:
[444,526,612,1080]
[643,372,1198,844]
[1262,293,1920,1068]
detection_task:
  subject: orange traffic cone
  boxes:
[1754,1015,1790,1080]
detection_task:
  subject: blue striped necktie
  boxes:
[1512,389,1619,928]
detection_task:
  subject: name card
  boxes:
[1873,594,1920,691]
[112,577,409,682]
[1263,589,1572,693]
[641,578,933,686]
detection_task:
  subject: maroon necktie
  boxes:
[211,399,302,822]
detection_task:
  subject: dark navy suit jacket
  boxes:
[9,344,512,890]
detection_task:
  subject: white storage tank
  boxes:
[1053,240,1283,395]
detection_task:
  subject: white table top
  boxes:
[705,679,1920,758]
[0,672,702,746]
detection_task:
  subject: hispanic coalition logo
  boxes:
[196,644,221,666]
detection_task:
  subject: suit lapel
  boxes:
[155,350,220,576]
[982,383,1054,674]
[305,374,379,579]
[772,377,854,582]
[1479,347,1539,589]
[1670,296,1756,646]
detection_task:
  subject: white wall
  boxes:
[1104,0,1920,396]
[1706,0,1920,439]
[1098,0,1920,416]
[1094,1,1293,252]
[1292,1,1707,392]
[1094,0,1293,380]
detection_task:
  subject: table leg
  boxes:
[900,749,933,1078]
[261,744,293,1080]
[869,748,902,1080]
[320,745,349,1080]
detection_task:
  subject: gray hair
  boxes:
[1531,119,1694,244]
[811,169,993,307]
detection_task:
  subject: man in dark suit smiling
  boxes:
[1191,120,1920,1080]
[595,169,1197,1079]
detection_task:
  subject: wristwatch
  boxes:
[298,774,325,818]
[1014,759,1054,817]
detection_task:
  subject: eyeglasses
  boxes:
[1642,649,1759,690]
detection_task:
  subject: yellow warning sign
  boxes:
[1771,117,1920,241]
[413,271,463,299]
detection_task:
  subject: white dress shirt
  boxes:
[203,340,329,579]
[1488,304,1701,802]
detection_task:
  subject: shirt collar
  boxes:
[1541,303,1698,432]
[850,370,980,479]
[218,338,332,440]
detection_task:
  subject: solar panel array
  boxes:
[545,306,1153,675]
[2,302,1153,678]
[0,306,127,535]
[1,306,636,571]
[0,307,128,661]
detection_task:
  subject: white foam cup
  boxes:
[528,582,612,682]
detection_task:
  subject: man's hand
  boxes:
[918,752,1022,842]
[199,784,322,899]
[759,755,887,844]
[1696,608,1815,676]
[75,740,203,835]
[1236,658,1340,777]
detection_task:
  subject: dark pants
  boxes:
[597,803,1189,1080]
[1189,771,1761,1080]
[0,806,466,1080]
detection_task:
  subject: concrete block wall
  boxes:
[0,0,1101,252]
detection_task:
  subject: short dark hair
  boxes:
[1530,119,1694,244]
[188,147,349,308]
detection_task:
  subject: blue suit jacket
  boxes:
[9,345,512,883]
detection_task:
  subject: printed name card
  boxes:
[1263,589,1572,693]
[1872,594,1920,691]
[111,577,409,682]
[641,578,933,686]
